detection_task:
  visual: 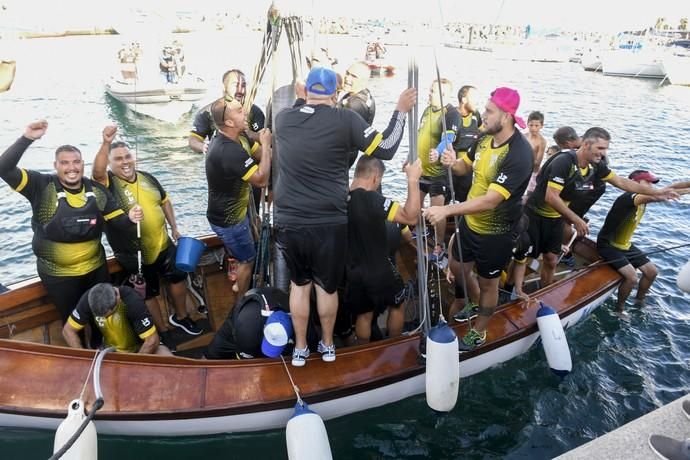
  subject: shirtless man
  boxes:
[524,111,547,199]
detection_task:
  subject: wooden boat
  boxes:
[0,60,16,93]
[0,235,620,436]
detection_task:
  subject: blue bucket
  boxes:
[175,237,207,272]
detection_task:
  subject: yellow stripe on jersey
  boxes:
[250,142,260,155]
[602,171,615,181]
[386,202,400,222]
[488,183,510,200]
[461,153,472,166]
[547,181,564,191]
[242,164,258,181]
[138,326,157,340]
[103,209,124,221]
[364,132,383,155]
[68,317,85,330]
[190,132,205,141]
[14,169,28,192]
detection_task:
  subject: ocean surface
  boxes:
[1,32,689,459]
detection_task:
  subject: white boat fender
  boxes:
[677,260,690,293]
[425,320,459,412]
[53,399,97,460]
[536,302,572,377]
[286,402,333,460]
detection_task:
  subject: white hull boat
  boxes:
[662,53,690,86]
[601,50,665,78]
[105,74,207,122]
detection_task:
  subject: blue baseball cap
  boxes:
[261,310,293,358]
[306,67,337,95]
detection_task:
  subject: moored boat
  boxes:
[104,73,207,123]
[0,235,621,436]
[0,59,16,92]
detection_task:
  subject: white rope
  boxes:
[280,355,304,406]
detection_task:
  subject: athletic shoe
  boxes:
[560,253,576,268]
[291,347,310,367]
[648,434,690,460]
[458,328,486,352]
[453,302,479,323]
[683,400,690,420]
[169,314,203,336]
[317,341,336,362]
[159,330,177,352]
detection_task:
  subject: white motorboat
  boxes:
[105,73,207,123]
[661,40,690,86]
[601,48,666,78]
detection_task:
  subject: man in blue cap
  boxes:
[274,67,416,366]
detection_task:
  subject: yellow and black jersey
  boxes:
[528,150,614,218]
[68,286,156,353]
[3,166,127,276]
[598,192,645,250]
[103,170,171,264]
[452,110,482,155]
[418,104,460,177]
[461,131,533,235]
[205,133,258,227]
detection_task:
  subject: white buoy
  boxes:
[536,302,572,377]
[425,321,459,412]
[677,261,690,293]
[53,399,97,460]
[286,402,333,460]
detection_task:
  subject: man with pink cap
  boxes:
[597,170,689,312]
[425,87,533,351]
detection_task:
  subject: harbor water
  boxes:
[0,32,689,459]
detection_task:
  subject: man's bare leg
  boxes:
[290,281,312,349]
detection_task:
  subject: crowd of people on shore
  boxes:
[2,55,688,363]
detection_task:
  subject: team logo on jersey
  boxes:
[95,316,106,327]
[141,317,151,328]
[300,106,315,114]
[72,310,81,320]
[251,122,259,131]
[497,172,507,184]
[383,198,392,210]
[552,176,565,185]
[124,188,136,204]
[244,158,254,168]
[451,124,458,132]
[363,126,375,138]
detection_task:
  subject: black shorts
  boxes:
[345,260,405,316]
[453,219,515,279]
[451,174,472,203]
[117,244,188,299]
[39,264,110,321]
[597,240,650,270]
[276,224,347,294]
[519,208,563,259]
[419,175,448,198]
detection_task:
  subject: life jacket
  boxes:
[42,177,104,243]
[452,110,482,153]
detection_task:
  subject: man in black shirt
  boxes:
[188,69,265,154]
[274,66,416,366]
[205,97,272,299]
[346,156,422,343]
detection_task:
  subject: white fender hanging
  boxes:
[53,399,97,460]
[677,260,690,293]
[425,320,459,412]
[536,302,572,376]
[286,402,333,460]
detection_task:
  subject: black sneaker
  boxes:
[648,434,690,459]
[169,314,203,336]
[159,330,177,352]
[458,328,486,352]
[453,302,479,323]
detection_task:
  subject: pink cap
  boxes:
[628,170,660,183]
[490,87,526,129]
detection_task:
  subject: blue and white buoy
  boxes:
[53,399,97,460]
[286,402,333,460]
[536,302,572,377]
[425,320,459,412]
[677,260,690,293]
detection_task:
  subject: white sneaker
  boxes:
[291,347,310,367]
[317,341,336,362]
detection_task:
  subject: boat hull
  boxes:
[0,238,620,436]
[601,51,665,78]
